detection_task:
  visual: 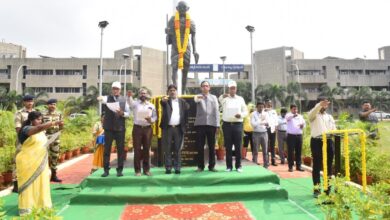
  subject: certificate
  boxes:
[106,102,120,112]
[226,107,240,119]
[137,109,151,121]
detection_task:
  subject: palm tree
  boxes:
[0,89,22,111]
[83,86,99,109]
[236,81,252,104]
[255,83,285,106]
[347,87,372,108]
[64,96,85,116]
[282,82,307,110]
[372,90,390,112]
[318,85,344,113]
[23,88,49,106]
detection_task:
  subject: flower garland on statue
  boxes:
[174,11,191,70]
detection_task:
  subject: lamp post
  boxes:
[15,64,26,93]
[122,53,130,96]
[220,56,227,93]
[98,20,109,115]
[246,25,255,104]
[291,63,301,111]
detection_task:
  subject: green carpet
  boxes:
[2,184,80,219]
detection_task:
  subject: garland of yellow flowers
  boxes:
[360,132,367,192]
[175,11,191,69]
[322,133,329,190]
[344,131,350,181]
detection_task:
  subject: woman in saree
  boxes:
[91,114,105,173]
[16,111,64,215]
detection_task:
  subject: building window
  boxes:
[55,87,81,93]
[26,69,53,75]
[56,70,83,75]
[339,69,363,75]
[0,69,8,75]
[27,87,53,93]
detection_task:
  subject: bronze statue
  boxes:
[166,1,199,93]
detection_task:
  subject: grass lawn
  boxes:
[378,121,390,153]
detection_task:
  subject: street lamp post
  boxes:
[122,54,130,96]
[15,64,26,93]
[220,56,227,93]
[98,20,109,115]
[291,63,301,111]
[246,25,255,104]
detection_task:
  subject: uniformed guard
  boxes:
[13,95,36,193]
[43,99,63,182]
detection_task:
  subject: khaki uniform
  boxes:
[43,111,62,171]
[13,108,36,180]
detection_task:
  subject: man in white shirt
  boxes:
[286,104,306,172]
[127,88,157,176]
[265,100,279,166]
[277,108,288,164]
[219,81,248,172]
[250,102,269,168]
[308,97,336,198]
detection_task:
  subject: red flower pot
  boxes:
[81,146,90,154]
[241,147,247,159]
[303,157,312,167]
[65,151,73,160]
[357,174,373,185]
[216,148,225,161]
[2,171,13,184]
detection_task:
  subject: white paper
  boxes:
[226,107,240,118]
[137,109,151,121]
[106,102,120,112]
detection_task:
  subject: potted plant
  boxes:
[1,146,14,185]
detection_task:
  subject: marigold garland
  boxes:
[322,133,329,190]
[343,131,350,181]
[175,11,191,70]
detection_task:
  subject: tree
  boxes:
[347,87,372,108]
[0,89,22,111]
[318,85,344,113]
[371,90,390,112]
[236,81,252,104]
[23,88,49,107]
[64,96,85,116]
[255,83,285,106]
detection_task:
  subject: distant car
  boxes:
[69,113,87,119]
[373,111,390,119]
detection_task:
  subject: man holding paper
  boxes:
[127,88,157,176]
[219,81,248,172]
[97,81,130,177]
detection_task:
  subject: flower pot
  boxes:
[81,146,90,154]
[111,146,116,153]
[357,174,373,185]
[72,148,80,157]
[275,147,279,155]
[303,156,312,167]
[241,147,247,159]
[65,151,73,160]
[0,174,4,186]
[216,148,225,161]
[2,171,13,184]
[58,154,65,163]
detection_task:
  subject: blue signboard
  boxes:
[189,64,245,72]
[198,79,233,86]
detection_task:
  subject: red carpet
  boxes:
[120,202,253,220]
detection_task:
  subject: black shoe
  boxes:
[272,162,278,166]
[296,167,305,172]
[116,169,123,177]
[196,168,204,172]
[12,181,18,193]
[281,160,285,165]
[288,168,293,172]
[208,168,218,172]
[175,170,181,174]
[50,170,63,182]
[165,169,172,174]
[313,189,321,198]
[101,171,109,177]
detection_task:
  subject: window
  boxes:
[56,69,83,75]
[27,87,53,93]
[55,87,81,93]
[26,70,53,75]
[0,69,8,75]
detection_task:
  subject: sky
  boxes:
[1,0,390,64]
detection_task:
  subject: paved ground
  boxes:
[56,151,311,184]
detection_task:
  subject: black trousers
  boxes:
[103,130,125,171]
[196,125,217,170]
[267,128,276,163]
[243,131,253,153]
[223,122,243,170]
[162,126,184,171]
[311,138,334,186]
[287,134,303,169]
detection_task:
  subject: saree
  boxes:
[16,131,52,215]
[92,122,104,169]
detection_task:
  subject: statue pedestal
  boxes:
[151,95,199,167]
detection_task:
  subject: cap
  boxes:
[23,95,35,101]
[228,80,237,88]
[112,81,121,89]
[47,99,57,105]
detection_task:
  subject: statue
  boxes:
[166,1,199,93]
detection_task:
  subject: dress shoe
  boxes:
[237,167,243,173]
[288,168,293,172]
[135,172,141,177]
[144,171,152,176]
[165,169,172,174]
[272,162,278,166]
[116,169,123,177]
[174,170,181,174]
[281,160,285,165]
[296,167,305,172]
[196,168,204,172]
[101,171,109,177]
[208,168,218,172]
